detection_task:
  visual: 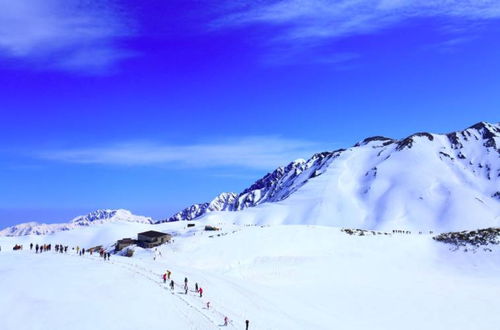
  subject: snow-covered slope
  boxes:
[0,209,153,237]
[1,219,499,330]
[160,122,500,231]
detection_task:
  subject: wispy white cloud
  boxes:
[38,137,330,170]
[216,0,500,44]
[0,0,133,73]
[424,35,477,54]
[261,38,360,66]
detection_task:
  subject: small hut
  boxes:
[137,231,171,248]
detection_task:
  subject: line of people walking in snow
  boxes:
[160,271,243,328]
[392,230,434,235]
[12,242,113,261]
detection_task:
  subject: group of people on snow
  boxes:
[30,243,67,253]
[162,274,238,327]
[8,242,248,328]
[13,242,113,261]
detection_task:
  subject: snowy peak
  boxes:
[161,193,238,223]
[207,193,238,211]
[354,136,395,147]
[0,222,73,237]
[447,121,500,150]
[0,209,153,237]
[395,132,435,151]
[71,209,153,225]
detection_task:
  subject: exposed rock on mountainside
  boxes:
[433,228,500,251]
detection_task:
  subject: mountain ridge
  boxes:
[157,121,500,229]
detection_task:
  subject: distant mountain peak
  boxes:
[0,209,152,237]
[468,121,499,131]
[71,209,141,224]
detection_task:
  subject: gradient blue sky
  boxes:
[0,0,499,227]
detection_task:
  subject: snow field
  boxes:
[2,221,499,330]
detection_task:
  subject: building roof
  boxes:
[138,230,170,238]
[117,238,137,243]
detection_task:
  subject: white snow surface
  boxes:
[1,218,499,330]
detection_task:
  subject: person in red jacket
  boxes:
[198,287,203,298]
[162,273,167,283]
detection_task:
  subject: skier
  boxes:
[30,243,33,250]
[35,244,39,253]
[245,320,249,330]
[107,252,111,260]
[199,287,203,298]
[170,280,174,290]
[167,270,171,279]
[206,301,210,309]
[195,283,198,292]
[163,273,167,284]
[224,316,228,326]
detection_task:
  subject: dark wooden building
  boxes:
[137,230,171,248]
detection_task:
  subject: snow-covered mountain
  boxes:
[163,192,238,222]
[0,209,153,237]
[70,209,152,226]
[159,121,500,231]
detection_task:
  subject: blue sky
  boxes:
[0,0,499,226]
